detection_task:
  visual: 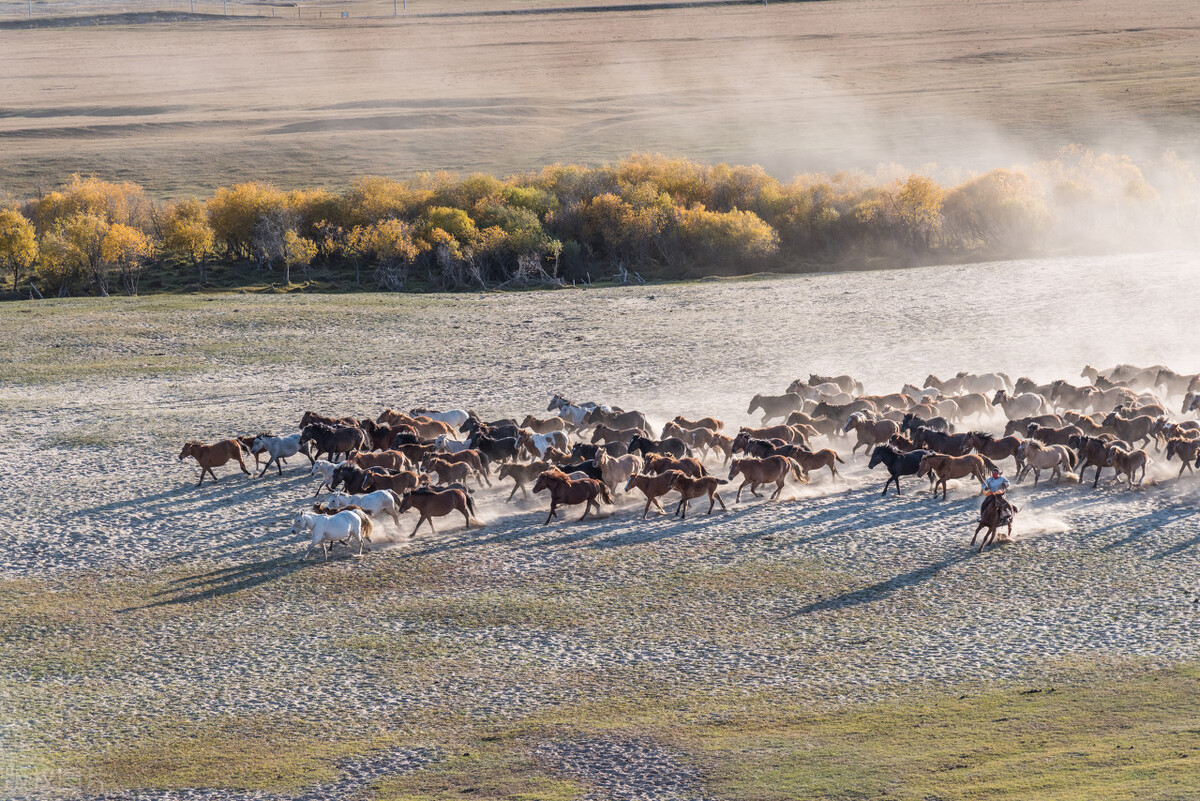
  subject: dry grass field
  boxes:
[1,0,1199,197]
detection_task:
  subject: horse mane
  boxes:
[540,468,571,481]
[967,430,993,442]
[184,439,203,447]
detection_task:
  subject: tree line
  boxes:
[0,147,1194,296]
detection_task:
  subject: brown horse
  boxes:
[671,415,724,432]
[533,469,614,524]
[642,455,707,478]
[1108,446,1149,488]
[963,431,1024,474]
[1166,436,1200,477]
[349,450,412,473]
[398,487,481,538]
[361,468,423,495]
[422,457,479,488]
[425,449,491,484]
[498,461,551,501]
[709,433,735,465]
[843,414,900,456]
[521,414,569,434]
[916,454,991,500]
[625,470,681,518]
[971,499,1013,551]
[788,448,845,481]
[728,456,806,502]
[669,473,727,518]
[179,440,250,486]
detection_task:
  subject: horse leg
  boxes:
[771,479,784,500]
[1092,465,1103,488]
[507,483,519,502]
[196,467,206,487]
[751,481,764,498]
[970,522,982,546]
[736,481,748,503]
[579,501,591,521]
[389,506,401,525]
[545,502,557,525]
[643,497,653,519]
[410,515,427,539]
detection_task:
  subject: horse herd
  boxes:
[176,364,1200,558]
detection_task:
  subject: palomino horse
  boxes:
[533,469,614,524]
[971,499,1014,552]
[595,451,644,492]
[179,439,250,486]
[728,456,806,502]
[1016,440,1076,487]
[398,487,481,538]
[916,454,992,501]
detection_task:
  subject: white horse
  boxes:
[433,434,469,454]
[252,433,304,477]
[410,408,471,429]
[309,459,344,496]
[292,510,372,560]
[321,490,402,524]
[901,383,940,402]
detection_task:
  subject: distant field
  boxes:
[2,0,1198,197]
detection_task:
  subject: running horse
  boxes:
[971,499,1015,552]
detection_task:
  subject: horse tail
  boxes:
[1066,448,1078,469]
[599,483,615,505]
[980,455,1000,472]
[358,512,374,542]
[834,452,846,464]
[464,491,478,517]
[789,459,807,484]
[387,489,403,507]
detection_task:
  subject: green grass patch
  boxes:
[370,732,583,801]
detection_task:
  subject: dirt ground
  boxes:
[2,0,1198,197]
[5,253,1200,797]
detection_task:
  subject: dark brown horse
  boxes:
[532,469,614,524]
[398,487,481,537]
[972,497,1014,551]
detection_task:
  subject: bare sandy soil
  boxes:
[2,0,1199,196]
[4,253,1200,796]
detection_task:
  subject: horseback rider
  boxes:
[980,467,1018,522]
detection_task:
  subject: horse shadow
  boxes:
[120,552,318,610]
[781,549,974,618]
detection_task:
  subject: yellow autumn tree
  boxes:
[102,223,154,295]
[161,198,215,282]
[0,208,38,292]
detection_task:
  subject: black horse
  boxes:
[868,444,935,496]
[300,423,368,463]
[459,416,519,435]
[330,462,369,494]
[901,413,951,436]
[628,434,691,459]
[557,460,604,480]
[583,406,650,432]
[571,442,629,461]
[467,433,520,463]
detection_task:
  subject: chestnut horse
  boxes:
[625,470,682,518]
[972,499,1013,552]
[788,448,844,481]
[498,461,551,501]
[532,469,614,524]
[179,440,250,486]
[669,473,728,518]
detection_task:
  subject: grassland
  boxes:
[6,260,1200,798]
